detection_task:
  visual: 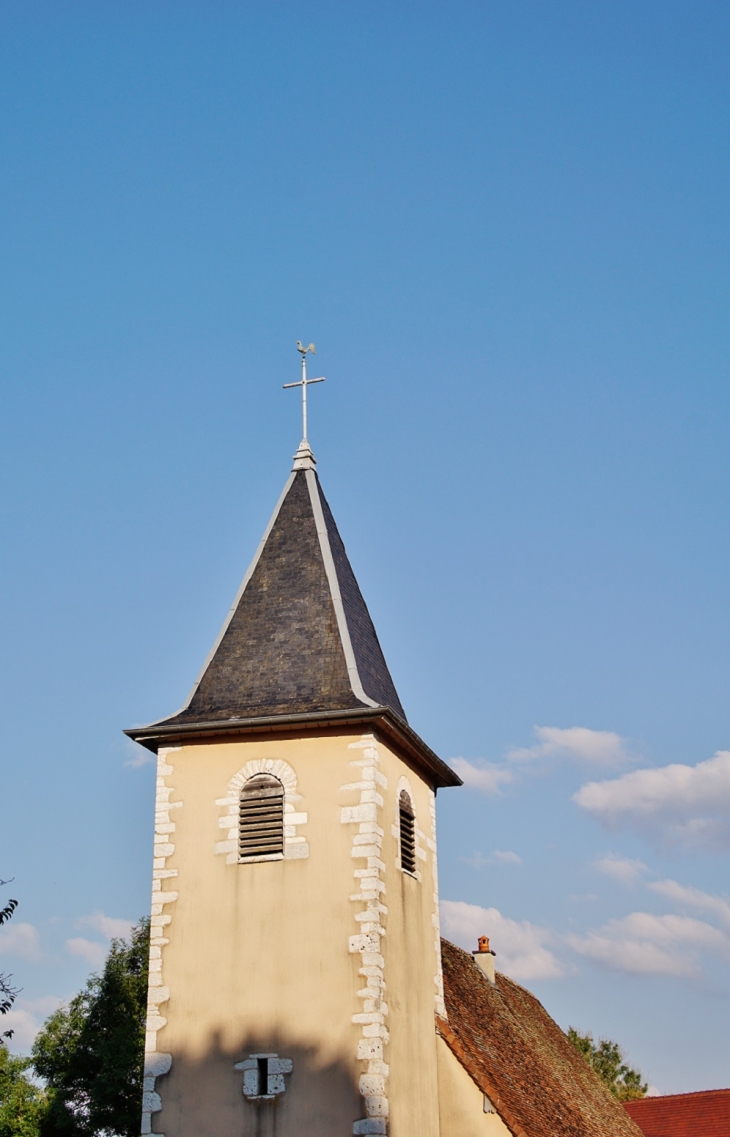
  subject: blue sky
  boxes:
[1,0,729,1095]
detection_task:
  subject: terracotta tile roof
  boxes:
[624,1089,730,1136]
[440,938,643,1137]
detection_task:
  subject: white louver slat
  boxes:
[239,774,285,860]
[399,790,416,874]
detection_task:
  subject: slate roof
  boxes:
[439,938,644,1137]
[624,1089,730,1137]
[125,454,461,788]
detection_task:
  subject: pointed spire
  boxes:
[125,351,461,788]
[135,465,406,729]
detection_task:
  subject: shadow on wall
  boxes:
[153,1031,362,1137]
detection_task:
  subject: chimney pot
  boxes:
[472,935,496,985]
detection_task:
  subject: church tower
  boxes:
[127,352,461,1137]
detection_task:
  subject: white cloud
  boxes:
[66,938,108,968]
[458,849,522,869]
[617,911,729,950]
[78,911,134,940]
[649,880,730,930]
[0,922,41,961]
[593,853,648,886]
[573,750,730,850]
[65,911,134,969]
[2,1008,40,1052]
[450,758,513,795]
[450,727,631,798]
[568,911,730,977]
[124,738,155,768]
[509,726,630,768]
[4,996,63,1053]
[440,900,563,981]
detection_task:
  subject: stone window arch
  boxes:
[398,789,417,874]
[215,758,308,864]
[393,775,425,879]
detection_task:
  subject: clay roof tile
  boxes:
[440,938,644,1137]
[624,1089,730,1137]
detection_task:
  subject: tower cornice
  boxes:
[125,705,462,790]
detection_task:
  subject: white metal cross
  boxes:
[283,341,325,442]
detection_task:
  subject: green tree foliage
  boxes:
[0,1048,47,1137]
[568,1027,648,1101]
[0,881,19,1044]
[32,919,149,1137]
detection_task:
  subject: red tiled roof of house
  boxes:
[624,1089,730,1136]
[440,938,643,1137]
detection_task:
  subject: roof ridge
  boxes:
[304,468,379,710]
[314,473,407,719]
[628,1089,730,1101]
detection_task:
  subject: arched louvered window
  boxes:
[239,774,284,861]
[399,790,416,874]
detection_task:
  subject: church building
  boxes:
[127,348,642,1137]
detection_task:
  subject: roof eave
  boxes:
[436,1012,529,1137]
[124,705,462,790]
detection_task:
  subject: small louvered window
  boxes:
[399,790,416,874]
[239,774,284,861]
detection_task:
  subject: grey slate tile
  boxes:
[155,469,406,729]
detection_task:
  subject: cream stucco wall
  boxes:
[436,1037,512,1137]
[144,729,444,1137]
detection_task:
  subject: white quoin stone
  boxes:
[359,1074,386,1096]
[341,803,378,824]
[364,1094,389,1117]
[242,1069,259,1097]
[143,1052,172,1079]
[357,1038,383,1061]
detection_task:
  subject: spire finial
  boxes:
[284,341,325,443]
